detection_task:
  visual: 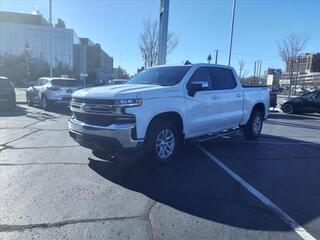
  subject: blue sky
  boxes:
[1,0,319,75]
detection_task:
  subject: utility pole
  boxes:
[228,0,236,66]
[49,0,53,77]
[258,60,262,79]
[158,0,169,65]
[253,61,256,78]
[294,56,300,94]
[215,49,218,64]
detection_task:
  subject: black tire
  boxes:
[282,103,294,114]
[243,111,263,140]
[144,120,180,164]
[41,96,51,111]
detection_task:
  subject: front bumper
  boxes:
[68,118,143,153]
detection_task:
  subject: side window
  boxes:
[187,67,213,90]
[210,68,237,90]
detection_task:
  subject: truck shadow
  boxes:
[88,135,320,233]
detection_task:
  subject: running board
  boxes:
[191,128,241,143]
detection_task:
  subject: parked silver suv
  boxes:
[26,77,81,110]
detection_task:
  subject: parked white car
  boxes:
[69,64,269,163]
[26,77,81,110]
[106,79,128,85]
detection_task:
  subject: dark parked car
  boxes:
[281,90,320,114]
[0,77,16,110]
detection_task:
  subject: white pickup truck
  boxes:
[69,64,269,163]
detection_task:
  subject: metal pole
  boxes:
[158,0,169,65]
[49,0,53,77]
[253,61,256,78]
[228,0,236,66]
[258,60,262,78]
[49,0,52,24]
[215,49,218,64]
[294,56,300,94]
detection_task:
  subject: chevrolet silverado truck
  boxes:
[69,64,269,163]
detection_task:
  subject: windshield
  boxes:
[51,79,80,87]
[126,66,191,86]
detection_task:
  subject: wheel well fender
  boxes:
[146,111,184,138]
[250,102,266,117]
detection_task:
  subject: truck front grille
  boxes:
[73,112,135,126]
[74,112,116,126]
[73,97,115,105]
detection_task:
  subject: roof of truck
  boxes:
[150,63,235,70]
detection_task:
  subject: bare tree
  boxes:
[277,33,309,97]
[139,19,179,67]
[238,60,249,80]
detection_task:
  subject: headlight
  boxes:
[115,98,143,107]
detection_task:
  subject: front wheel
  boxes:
[26,94,33,106]
[41,96,51,111]
[145,121,180,164]
[243,111,263,140]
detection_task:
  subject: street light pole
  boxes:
[215,49,218,64]
[228,0,236,66]
[49,0,53,77]
[158,0,169,65]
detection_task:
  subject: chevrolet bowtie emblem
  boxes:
[81,103,90,112]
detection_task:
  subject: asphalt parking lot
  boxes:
[0,104,319,240]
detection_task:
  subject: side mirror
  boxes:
[188,81,209,97]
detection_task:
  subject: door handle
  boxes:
[236,93,242,98]
[212,95,218,100]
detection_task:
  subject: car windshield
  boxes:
[126,66,191,86]
[51,79,80,87]
[301,92,315,99]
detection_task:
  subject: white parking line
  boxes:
[197,145,316,240]
[215,140,318,145]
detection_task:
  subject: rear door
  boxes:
[299,92,317,112]
[311,91,320,113]
[209,67,243,129]
[185,67,222,137]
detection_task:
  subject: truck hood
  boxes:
[72,84,170,99]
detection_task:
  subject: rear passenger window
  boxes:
[187,67,213,90]
[210,68,236,90]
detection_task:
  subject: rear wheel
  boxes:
[243,111,263,140]
[145,121,180,164]
[282,103,294,114]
